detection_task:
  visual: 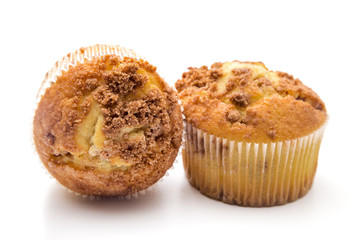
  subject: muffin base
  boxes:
[42,148,177,197]
[182,122,326,207]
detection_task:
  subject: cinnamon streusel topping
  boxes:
[176,61,326,142]
[34,54,182,196]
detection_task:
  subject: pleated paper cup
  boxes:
[182,121,327,207]
[36,44,142,104]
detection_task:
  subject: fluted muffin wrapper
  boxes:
[33,44,172,199]
[36,44,142,104]
[182,122,327,207]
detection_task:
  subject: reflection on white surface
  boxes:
[44,171,179,239]
[43,157,345,240]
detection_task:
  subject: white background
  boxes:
[1,0,359,239]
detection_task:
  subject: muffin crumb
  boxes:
[226,110,241,123]
[230,92,250,107]
[232,68,250,76]
[84,78,98,91]
[267,129,276,139]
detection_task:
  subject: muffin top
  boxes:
[34,54,182,172]
[176,61,326,142]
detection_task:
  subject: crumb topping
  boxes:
[34,55,182,173]
[229,92,250,108]
[176,61,327,142]
[226,110,241,123]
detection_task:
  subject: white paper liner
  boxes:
[36,44,142,105]
[33,44,173,200]
[182,121,327,207]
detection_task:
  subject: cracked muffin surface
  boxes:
[34,54,182,196]
[176,61,326,142]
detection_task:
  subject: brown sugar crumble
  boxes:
[176,66,222,92]
[176,61,327,142]
[267,129,276,139]
[226,110,241,123]
[230,92,250,108]
[33,54,182,196]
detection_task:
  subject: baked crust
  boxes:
[175,61,326,142]
[34,55,182,196]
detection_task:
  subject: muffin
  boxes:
[33,45,182,197]
[175,61,327,207]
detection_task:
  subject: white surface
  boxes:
[1,0,359,239]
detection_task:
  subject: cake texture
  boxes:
[34,45,182,197]
[176,61,327,206]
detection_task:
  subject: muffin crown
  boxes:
[33,45,183,196]
[35,55,182,169]
[176,61,326,142]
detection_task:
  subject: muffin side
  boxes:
[176,61,327,206]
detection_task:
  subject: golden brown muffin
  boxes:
[176,61,326,142]
[34,45,182,197]
[176,61,327,206]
